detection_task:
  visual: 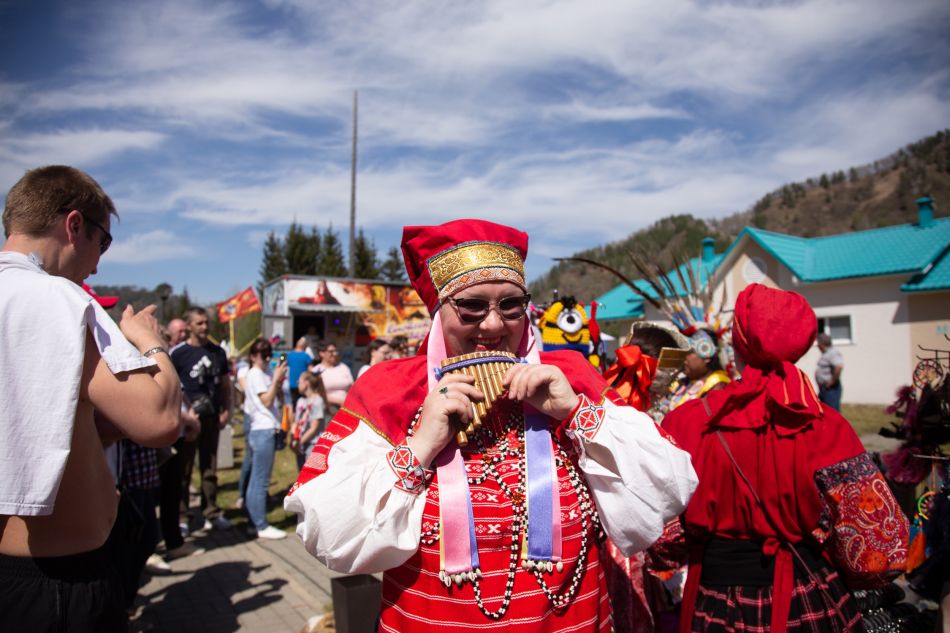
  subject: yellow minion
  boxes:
[539,295,601,367]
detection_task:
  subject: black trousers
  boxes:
[106,487,159,609]
[0,545,126,633]
[179,416,222,520]
[159,440,185,549]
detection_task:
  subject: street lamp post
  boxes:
[156,283,172,324]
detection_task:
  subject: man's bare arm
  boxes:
[83,305,181,447]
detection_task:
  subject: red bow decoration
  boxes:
[602,345,658,411]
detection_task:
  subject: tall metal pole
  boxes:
[348,90,358,276]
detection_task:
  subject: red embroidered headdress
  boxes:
[401,219,528,315]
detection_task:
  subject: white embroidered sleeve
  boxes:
[284,423,430,574]
[566,394,698,555]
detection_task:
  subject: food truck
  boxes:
[261,275,431,369]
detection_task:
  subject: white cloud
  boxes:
[542,101,690,123]
[245,229,272,249]
[773,83,950,178]
[0,129,166,187]
[2,0,948,295]
[106,230,198,264]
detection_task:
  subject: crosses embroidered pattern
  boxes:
[570,394,606,442]
[388,443,432,493]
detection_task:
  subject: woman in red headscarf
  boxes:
[657,284,908,633]
[285,219,698,632]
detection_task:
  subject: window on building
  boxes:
[742,257,767,283]
[817,315,852,344]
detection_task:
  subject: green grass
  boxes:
[841,403,894,436]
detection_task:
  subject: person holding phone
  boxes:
[243,338,288,540]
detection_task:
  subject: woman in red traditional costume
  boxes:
[285,219,698,631]
[656,284,908,633]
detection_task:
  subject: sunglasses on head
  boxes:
[445,294,531,324]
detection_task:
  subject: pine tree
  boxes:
[318,224,347,276]
[380,246,407,282]
[285,221,316,275]
[175,287,191,319]
[307,226,322,273]
[259,230,287,295]
[352,228,381,279]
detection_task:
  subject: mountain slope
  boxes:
[531,129,950,303]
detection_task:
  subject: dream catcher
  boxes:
[907,487,937,572]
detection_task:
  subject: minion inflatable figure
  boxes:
[538,294,602,368]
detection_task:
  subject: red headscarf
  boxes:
[703,283,822,435]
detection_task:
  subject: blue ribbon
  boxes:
[466,486,480,570]
[525,410,554,560]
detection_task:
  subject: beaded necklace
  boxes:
[408,403,602,618]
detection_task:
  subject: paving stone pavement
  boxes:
[133,525,343,633]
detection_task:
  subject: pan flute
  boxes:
[439,351,518,446]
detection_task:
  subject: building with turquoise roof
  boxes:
[592,197,949,404]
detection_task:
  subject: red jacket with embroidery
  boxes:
[291,351,628,632]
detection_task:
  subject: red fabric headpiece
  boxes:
[703,283,822,435]
[401,219,529,316]
[732,283,816,368]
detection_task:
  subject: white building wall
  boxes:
[791,276,912,405]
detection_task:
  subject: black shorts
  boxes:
[0,544,125,633]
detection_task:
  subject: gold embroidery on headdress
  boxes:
[427,241,525,296]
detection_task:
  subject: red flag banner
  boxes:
[216,287,261,323]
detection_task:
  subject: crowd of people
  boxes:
[0,165,943,632]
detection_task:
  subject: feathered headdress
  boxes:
[557,247,732,371]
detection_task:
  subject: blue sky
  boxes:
[2,0,948,304]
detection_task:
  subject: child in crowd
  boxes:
[291,372,328,471]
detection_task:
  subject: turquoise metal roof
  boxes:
[739,217,950,282]
[591,254,724,321]
[592,217,949,319]
[590,283,645,321]
[902,246,950,291]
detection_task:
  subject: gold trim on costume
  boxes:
[698,370,731,396]
[338,406,397,446]
[427,241,525,297]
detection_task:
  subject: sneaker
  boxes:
[179,522,190,538]
[209,515,232,530]
[144,554,171,575]
[165,542,206,561]
[256,525,287,540]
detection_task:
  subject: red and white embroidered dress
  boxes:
[285,351,698,631]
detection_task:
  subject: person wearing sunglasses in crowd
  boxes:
[285,219,698,631]
[242,339,289,540]
[308,341,353,419]
[357,338,393,378]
